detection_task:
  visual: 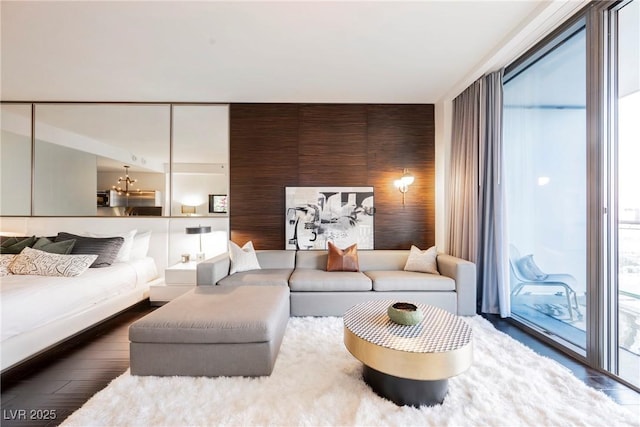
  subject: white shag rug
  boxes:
[62,316,638,427]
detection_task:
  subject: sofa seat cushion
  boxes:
[129,286,290,344]
[289,269,372,292]
[217,269,293,287]
[365,270,455,291]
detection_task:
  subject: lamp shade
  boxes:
[400,171,415,186]
[181,205,196,215]
[185,226,212,235]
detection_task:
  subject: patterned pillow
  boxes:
[9,247,97,277]
[326,242,359,272]
[404,245,440,275]
[0,254,16,277]
[229,241,261,274]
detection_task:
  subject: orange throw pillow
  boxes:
[326,242,359,272]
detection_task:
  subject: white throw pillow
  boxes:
[0,254,16,277]
[87,229,137,262]
[229,241,261,274]
[130,230,152,260]
[404,245,440,275]
[9,247,97,277]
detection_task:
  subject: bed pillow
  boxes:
[404,245,440,275]
[87,229,137,262]
[9,247,97,277]
[229,241,261,274]
[0,236,37,254]
[326,242,359,272]
[32,237,76,254]
[130,230,152,260]
[0,254,16,277]
[55,232,124,268]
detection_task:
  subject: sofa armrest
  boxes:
[437,254,477,316]
[196,253,230,286]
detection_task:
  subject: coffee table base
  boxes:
[362,365,448,407]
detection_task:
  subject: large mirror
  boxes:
[33,104,171,216]
[172,105,229,217]
[1,103,230,217]
[0,104,32,216]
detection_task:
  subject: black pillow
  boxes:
[55,232,124,268]
[32,237,76,255]
[0,236,37,254]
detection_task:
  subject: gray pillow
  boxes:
[0,236,37,254]
[33,237,76,255]
[55,232,124,268]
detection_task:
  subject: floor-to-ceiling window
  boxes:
[504,22,588,354]
[503,0,639,389]
[612,0,639,388]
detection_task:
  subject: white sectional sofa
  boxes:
[197,249,476,317]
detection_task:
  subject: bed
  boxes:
[0,230,159,373]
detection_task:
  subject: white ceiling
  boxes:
[0,0,576,104]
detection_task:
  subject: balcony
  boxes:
[511,221,640,388]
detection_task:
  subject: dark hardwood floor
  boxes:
[1,303,638,426]
[1,302,154,427]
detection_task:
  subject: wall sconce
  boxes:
[181,205,196,216]
[394,168,415,206]
[185,225,212,261]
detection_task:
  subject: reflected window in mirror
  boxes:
[171,104,229,217]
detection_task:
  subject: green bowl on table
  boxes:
[387,302,424,326]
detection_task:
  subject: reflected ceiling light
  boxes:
[113,165,137,195]
[537,176,551,186]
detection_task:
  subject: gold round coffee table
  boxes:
[343,300,473,407]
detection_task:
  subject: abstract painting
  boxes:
[285,187,374,250]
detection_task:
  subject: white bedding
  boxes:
[1,257,157,342]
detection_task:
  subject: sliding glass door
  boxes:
[612,0,639,388]
[502,0,639,388]
[503,22,588,353]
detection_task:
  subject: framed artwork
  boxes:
[209,194,228,213]
[285,187,374,250]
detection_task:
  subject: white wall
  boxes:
[434,100,452,252]
[33,141,96,216]
[0,130,31,216]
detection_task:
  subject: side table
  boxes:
[149,261,198,306]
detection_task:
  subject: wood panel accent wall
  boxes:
[230,103,434,250]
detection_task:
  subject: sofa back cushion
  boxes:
[295,250,328,269]
[256,250,296,269]
[357,250,409,271]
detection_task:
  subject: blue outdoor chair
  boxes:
[509,245,582,321]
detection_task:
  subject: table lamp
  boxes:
[185,225,212,261]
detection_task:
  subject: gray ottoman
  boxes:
[129,285,290,377]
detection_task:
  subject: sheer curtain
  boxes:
[446,70,510,316]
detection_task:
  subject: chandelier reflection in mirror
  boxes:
[113,165,137,195]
